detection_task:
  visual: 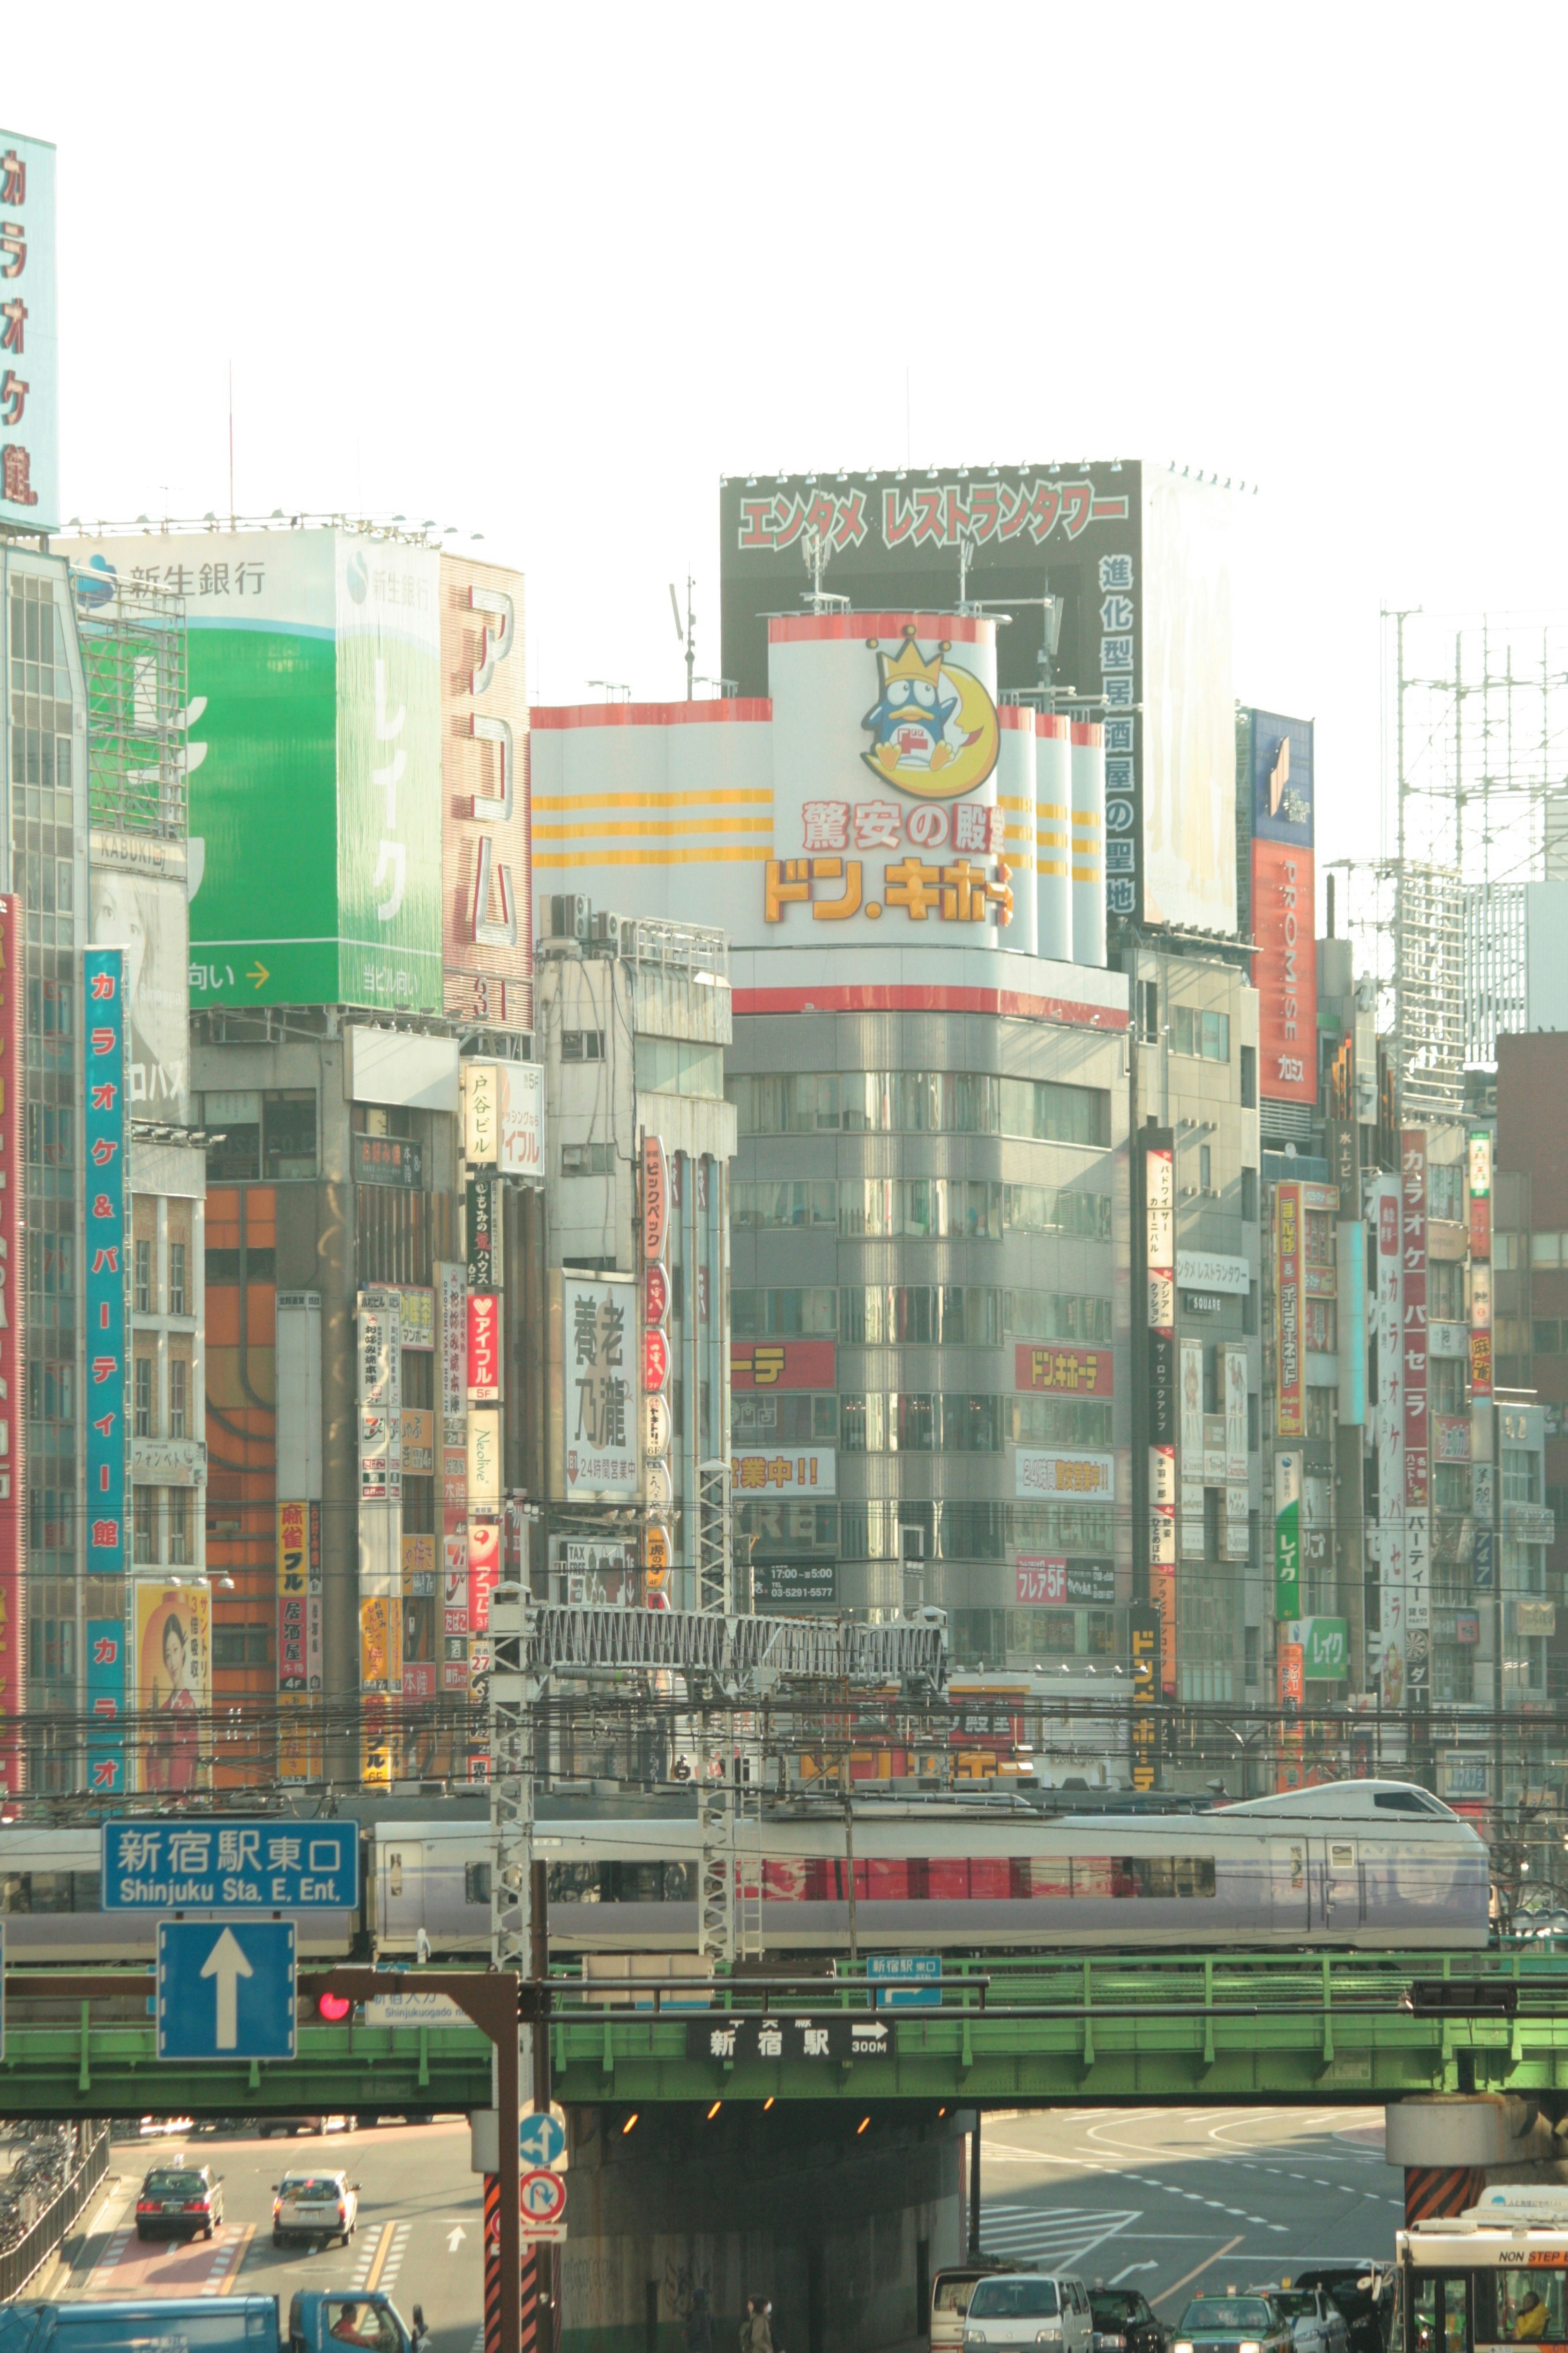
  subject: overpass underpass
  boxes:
[1,1949,1563,2117]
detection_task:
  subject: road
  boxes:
[59,2120,485,2353]
[977,2105,1401,2304]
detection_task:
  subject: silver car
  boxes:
[1254,2285,1351,2353]
[273,2169,360,2247]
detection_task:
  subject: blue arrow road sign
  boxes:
[158,1920,296,2062]
[519,2110,566,2171]
[103,1820,358,1911]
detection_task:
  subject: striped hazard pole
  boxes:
[1405,2166,1486,2224]
[486,2172,548,2353]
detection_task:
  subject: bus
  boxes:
[1400,2188,1568,2353]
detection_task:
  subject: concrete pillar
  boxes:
[559,2104,961,2353]
[1386,2097,1550,2222]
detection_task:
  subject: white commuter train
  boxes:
[0,1781,1490,1964]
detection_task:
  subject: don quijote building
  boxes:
[533,601,1134,1670]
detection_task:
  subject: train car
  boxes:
[0,1779,1489,1966]
[528,1779,1490,1956]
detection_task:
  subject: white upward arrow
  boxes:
[200,1928,254,2051]
[447,2227,466,2254]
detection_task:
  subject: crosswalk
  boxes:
[978,2206,1143,2268]
[349,2219,412,2296]
[89,2224,133,2285]
[198,2227,252,2295]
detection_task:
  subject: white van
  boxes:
[933,2270,1014,2353]
[964,2273,1096,2353]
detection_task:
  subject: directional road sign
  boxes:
[105,1819,358,1910]
[520,2168,567,2242]
[158,1920,296,2061]
[519,2105,567,2173]
[867,1953,942,2008]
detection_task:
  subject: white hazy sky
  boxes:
[10,2,1568,906]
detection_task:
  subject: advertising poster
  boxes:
[1244,711,1316,1106]
[1274,1450,1302,1624]
[1014,1450,1114,1501]
[720,463,1160,924]
[1401,1131,1431,1712]
[733,1448,837,1497]
[89,842,190,1120]
[0,133,57,533]
[1130,1601,1160,1791]
[85,1619,125,1794]
[463,1060,499,1165]
[499,1062,543,1176]
[66,529,441,1012]
[731,1340,835,1392]
[467,1292,501,1403]
[84,947,128,1585]
[1372,1176,1405,1708]
[441,558,530,1032]
[336,536,442,1012]
[1274,1182,1303,1437]
[0,899,21,1793]
[562,1275,637,1499]
[134,1580,209,1795]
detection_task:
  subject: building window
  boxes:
[1170,1004,1231,1062]
[134,1239,151,1314]
[1199,1144,1212,1191]
[168,1489,189,1566]
[133,1488,155,1564]
[168,1242,187,1317]
[134,1357,153,1439]
[169,1359,187,1441]
[1240,1044,1257,1108]
[561,1029,605,1062]
[1138,979,1158,1044]
[1244,1624,1260,1688]
[212,1624,270,1668]
[1240,1166,1258,1222]
[560,1141,616,1177]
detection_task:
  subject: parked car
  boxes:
[932,2266,1016,2353]
[135,2163,224,2241]
[1172,2297,1293,2353]
[258,2118,354,2140]
[1251,2286,1350,2353]
[1290,2269,1392,2353]
[272,2172,359,2248]
[964,2273,1095,2353]
[1091,2287,1168,2353]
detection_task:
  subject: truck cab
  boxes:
[289,2293,428,2353]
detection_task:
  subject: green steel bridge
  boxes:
[2,1949,1566,2117]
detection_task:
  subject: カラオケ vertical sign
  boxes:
[84,948,127,1592]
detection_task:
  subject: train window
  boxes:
[761,1855,1217,1902]
[465,1863,492,1907]
[0,1871,81,1913]
[544,1861,694,1905]
[387,1854,403,1897]
[1374,1791,1445,1814]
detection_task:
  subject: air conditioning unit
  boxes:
[548,894,591,941]
[590,910,621,948]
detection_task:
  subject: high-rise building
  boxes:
[60,520,538,1785]
[533,606,1132,1668]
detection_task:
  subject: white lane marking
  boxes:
[469,2331,486,2353]
[979,2206,1142,2268]
[379,2225,413,2296]
[1112,2264,1159,2283]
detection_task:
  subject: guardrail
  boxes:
[0,2125,109,2301]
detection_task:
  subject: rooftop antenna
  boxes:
[668,577,695,701]
[800,524,849,616]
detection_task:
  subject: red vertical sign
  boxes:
[0,899,22,1793]
[1401,1130,1428,1509]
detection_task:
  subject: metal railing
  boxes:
[0,2122,108,2301]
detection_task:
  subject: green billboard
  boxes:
[70,530,442,1013]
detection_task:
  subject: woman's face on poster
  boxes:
[162,1616,186,1688]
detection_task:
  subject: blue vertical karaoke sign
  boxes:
[83,948,126,1586]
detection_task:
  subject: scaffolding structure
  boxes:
[74,573,187,842]
[1331,609,1568,1109]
